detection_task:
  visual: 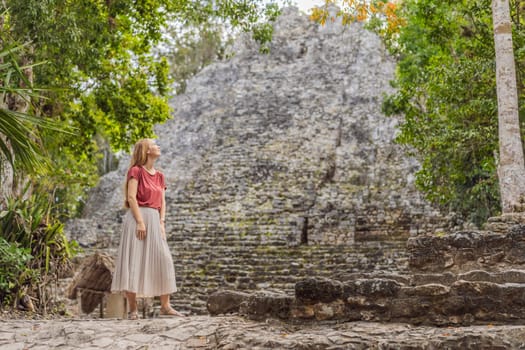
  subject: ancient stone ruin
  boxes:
[66,7,464,315]
[210,215,525,327]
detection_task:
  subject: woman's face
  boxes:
[147,139,161,158]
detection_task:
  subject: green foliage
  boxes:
[0,186,80,267]
[251,3,281,53]
[0,43,68,175]
[210,0,281,51]
[0,237,34,305]
[2,0,281,219]
[1,2,166,217]
[0,187,80,310]
[4,0,174,148]
[382,0,508,225]
[164,1,281,93]
[163,21,235,94]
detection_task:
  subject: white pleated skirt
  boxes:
[111,207,177,297]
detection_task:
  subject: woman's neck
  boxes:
[143,160,156,173]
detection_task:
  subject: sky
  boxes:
[284,0,326,13]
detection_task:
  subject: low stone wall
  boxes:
[408,224,525,273]
[209,270,525,326]
[208,221,525,326]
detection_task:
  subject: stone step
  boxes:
[166,242,409,315]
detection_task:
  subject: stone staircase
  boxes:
[160,178,414,315]
[169,239,409,315]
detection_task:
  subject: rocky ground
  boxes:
[2,312,525,349]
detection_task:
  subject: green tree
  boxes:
[381,0,503,225]
[2,0,280,219]
[162,21,235,95]
[313,0,525,225]
[381,0,525,224]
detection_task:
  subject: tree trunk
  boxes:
[0,13,13,207]
[492,0,525,213]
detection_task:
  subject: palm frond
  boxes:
[0,43,77,174]
[0,109,48,173]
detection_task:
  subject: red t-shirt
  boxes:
[127,166,166,210]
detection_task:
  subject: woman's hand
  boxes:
[136,221,146,240]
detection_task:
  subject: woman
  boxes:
[111,138,182,319]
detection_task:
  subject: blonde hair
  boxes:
[124,138,153,208]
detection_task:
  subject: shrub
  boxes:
[0,187,80,312]
[0,237,35,306]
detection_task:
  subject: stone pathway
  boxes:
[2,315,525,349]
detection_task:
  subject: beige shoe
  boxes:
[160,307,185,317]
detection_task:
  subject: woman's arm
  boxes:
[160,188,166,240]
[127,178,146,240]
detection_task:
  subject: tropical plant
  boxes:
[0,236,34,307]
[0,43,58,175]
[0,186,80,312]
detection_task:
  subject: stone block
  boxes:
[207,290,251,315]
[408,229,525,273]
[105,293,127,319]
[221,270,525,326]
[295,277,344,303]
[400,284,450,297]
[239,291,293,320]
[344,278,402,297]
[313,300,345,321]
